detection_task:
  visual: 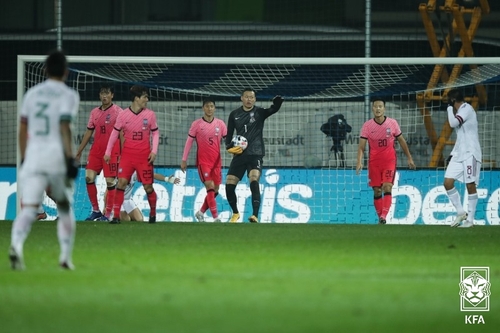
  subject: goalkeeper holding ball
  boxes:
[225,88,284,223]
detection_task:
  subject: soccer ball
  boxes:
[231,135,248,150]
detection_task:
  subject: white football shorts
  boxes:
[444,155,481,185]
[20,170,73,206]
[121,198,137,214]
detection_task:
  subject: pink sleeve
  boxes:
[221,119,228,138]
[105,129,119,156]
[392,119,402,137]
[87,110,95,129]
[182,136,195,161]
[151,129,160,154]
[360,122,368,138]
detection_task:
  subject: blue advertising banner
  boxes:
[1,167,499,225]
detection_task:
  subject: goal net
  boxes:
[12,55,500,224]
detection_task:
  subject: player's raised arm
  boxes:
[270,95,284,113]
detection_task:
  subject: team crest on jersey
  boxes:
[386,128,391,137]
[105,114,111,124]
[215,127,220,136]
[142,119,148,130]
[250,112,255,123]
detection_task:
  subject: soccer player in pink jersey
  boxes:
[104,85,160,224]
[181,98,227,222]
[356,98,415,224]
[76,85,122,221]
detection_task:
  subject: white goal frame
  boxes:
[16,55,500,223]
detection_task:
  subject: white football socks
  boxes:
[10,206,37,256]
[57,208,76,265]
[467,193,478,223]
[446,187,466,216]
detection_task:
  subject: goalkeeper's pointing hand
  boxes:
[272,95,284,108]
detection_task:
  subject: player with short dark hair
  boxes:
[181,98,227,222]
[356,98,415,224]
[225,89,284,223]
[10,49,80,270]
[104,85,160,224]
[76,85,123,221]
[445,89,482,228]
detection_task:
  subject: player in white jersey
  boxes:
[104,171,181,221]
[120,171,143,221]
[9,50,80,270]
[444,89,482,228]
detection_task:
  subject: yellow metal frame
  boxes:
[417,0,489,167]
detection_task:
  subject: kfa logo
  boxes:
[459,267,490,311]
[465,315,485,324]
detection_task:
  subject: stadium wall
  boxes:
[1,167,500,225]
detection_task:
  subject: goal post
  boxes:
[13,55,500,224]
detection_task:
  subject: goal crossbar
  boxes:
[17,55,500,65]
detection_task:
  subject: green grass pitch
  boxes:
[0,221,499,333]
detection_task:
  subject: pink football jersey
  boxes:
[87,104,122,156]
[115,107,159,157]
[186,117,227,166]
[360,117,402,162]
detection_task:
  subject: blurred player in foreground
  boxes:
[356,98,415,224]
[444,89,482,228]
[9,50,80,270]
[76,85,123,221]
[181,98,227,222]
[225,89,284,223]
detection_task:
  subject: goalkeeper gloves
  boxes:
[272,95,284,108]
[227,146,243,155]
[226,141,244,155]
[66,157,79,179]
